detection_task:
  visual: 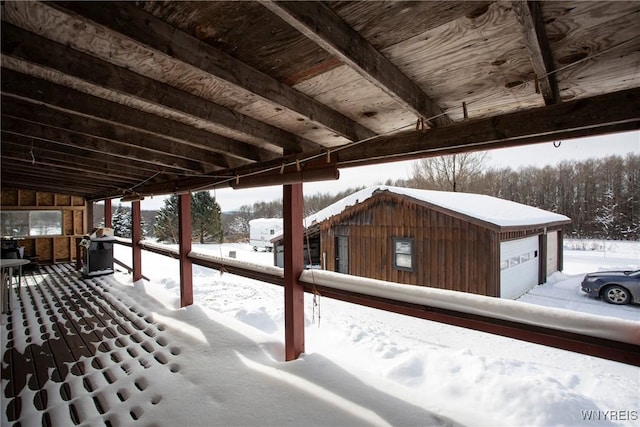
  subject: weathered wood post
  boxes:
[283,183,305,360]
[179,193,193,307]
[131,200,142,282]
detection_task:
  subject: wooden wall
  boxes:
[319,194,500,297]
[1,189,86,263]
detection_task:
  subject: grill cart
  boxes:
[79,228,116,278]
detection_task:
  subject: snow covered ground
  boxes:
[102,239,639,427]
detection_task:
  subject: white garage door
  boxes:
[500,236,539,299]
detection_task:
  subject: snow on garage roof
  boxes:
[304,186,571,229]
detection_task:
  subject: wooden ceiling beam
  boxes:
[1,140,151,182]
[1,132,178,178]
[1,115,207,174]
[512,1,559,105]
[0,165,120,193]
[0,181,109,198]
[132,88,639,196]
[332,89,639,165]
[1,69,272,164]
[0,22,306,155]
[1,98,228,172]
[1,156,135,186]
[50,1,376,142]
[262,1,452,128]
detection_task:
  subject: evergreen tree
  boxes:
[112,204,132,238]
[153,192,223,243]
[192,191,223,243]
[154,195,179,243]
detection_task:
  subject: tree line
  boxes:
[234,153,639,240]
[105,153,639,242]
[475,154,639,240]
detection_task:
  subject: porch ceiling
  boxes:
[1,1,638,200]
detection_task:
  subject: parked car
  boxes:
[580,270,640,305]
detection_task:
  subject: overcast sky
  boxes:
[136,130,639,212]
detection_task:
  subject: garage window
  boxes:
[393,238,414,271]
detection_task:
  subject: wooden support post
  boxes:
[557,230,564,272]
[538,232,547,285]
[104,198,112,228]
[283,183,305,361]
[178,193,193,307]
[131,200,142,282]
[86,200,94,231]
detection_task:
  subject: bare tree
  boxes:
[409,152,488,192]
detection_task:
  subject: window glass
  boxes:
[1,210,62,237]
[393,238,414,271]
[1,211,29,236]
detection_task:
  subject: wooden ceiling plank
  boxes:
[334,88,639,164]
[262,1,452,128]
[1,156,136,186]
[1,132,177,178]
[1,68,270,164]
[512,1,559,105]
[131,88,639,196]
[1,141,150,181]
[1,115,207,174]
[0,21,305,155]
[0,177,106,196]
[0,165,119,192]
[50,1,376,143]
[1,98,228,171]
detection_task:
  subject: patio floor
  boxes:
[2,263,456,427]
[1,264,175,426]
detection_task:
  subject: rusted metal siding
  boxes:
[319,194,499,296]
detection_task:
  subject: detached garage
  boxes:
[274,186,571,299]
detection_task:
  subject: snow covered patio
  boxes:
[1,263,457,427]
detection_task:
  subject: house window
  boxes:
[1,210,63,237]
[393,238,414,271]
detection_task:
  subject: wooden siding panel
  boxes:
[1,189,86,263]
[19,190,36,206]
[314,192,518,297]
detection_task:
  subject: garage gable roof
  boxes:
[304,185,571,230]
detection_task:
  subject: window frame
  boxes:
[1,209,63,237]
[393,237,415,272]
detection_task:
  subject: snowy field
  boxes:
[104,239,640,427]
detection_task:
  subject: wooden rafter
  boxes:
[1,100,227,172]
[0,22,306,156]
[129,88,640,197]
[262,1,452,128]
[1,69,267,165]
[49,1,377,143]
[512,0,559,105]
[1,115,208,174]
[333,89,639,164]
[1,134,175,179]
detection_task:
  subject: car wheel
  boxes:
[602,285,631,305]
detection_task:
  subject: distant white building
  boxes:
[249,218,282,252]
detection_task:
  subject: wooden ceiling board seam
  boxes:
[1,1,309,154]
[49,1,377,143]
